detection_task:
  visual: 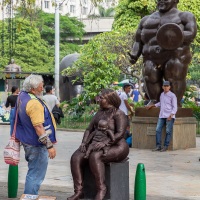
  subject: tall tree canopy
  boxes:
[34,11,85,46]
[0,18,53,72]
[0,9,85,72]
[63,31,133,98]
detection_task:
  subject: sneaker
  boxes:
[160,146,168,152]
[152,147,161,151]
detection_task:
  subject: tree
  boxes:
[88,5,115,18]
[0,9,85,72]
[0,18,54,72]
[15,10,85,46]
[112,0,156,31]
[63,30,136,98]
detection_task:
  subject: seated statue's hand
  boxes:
[93,142,106,151]
[79,143,86,153]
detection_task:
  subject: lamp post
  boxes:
[54,0,60,99]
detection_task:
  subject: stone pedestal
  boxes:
[81,161,129,200]
[131,108,197,150]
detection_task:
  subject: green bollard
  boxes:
[8,165,18,198]
[134,163,146,200]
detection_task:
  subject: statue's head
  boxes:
[157,0,178,13]
[99,89,121,109]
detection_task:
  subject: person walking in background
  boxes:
[5,86,19,135]
[131,86,140,102]
[118,83,134,146]
[43,85,63,124]
[43,85,60,112]
[15,75,57,195]
[146,81,177,152]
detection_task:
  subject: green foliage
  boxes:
[0,18,53,72]
[34,11,85,46]
[183,101,200,120]
[98,5,115,17]
[183,85,196,103]
[59,95,99,129]
[63,31,136,98]
[0,9,84,72]
[113,0,156,31]
[182,85,200,121]
[133,100,145,110]
[178,0,200,45]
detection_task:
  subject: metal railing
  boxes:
[196,120,200,135]
[59,115,200,134]
[58,116,93,130]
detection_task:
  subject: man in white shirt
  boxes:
[43,85,60,112]
[119,83,134,116]
[118,83,134,141]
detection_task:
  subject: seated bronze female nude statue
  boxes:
[67,89,129,200]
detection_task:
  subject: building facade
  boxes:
[0,0,116,20]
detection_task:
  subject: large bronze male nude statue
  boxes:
[129,0,197,106]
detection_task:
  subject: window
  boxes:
[44,1,50,9]
[59,3,63,11]
[82,0,87,5]
[70,5,75,13]
[81,6,87,15]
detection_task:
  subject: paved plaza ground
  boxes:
[0,125,200,200]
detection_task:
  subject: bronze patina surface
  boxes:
[129,0,197,106]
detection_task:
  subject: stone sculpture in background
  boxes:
[5,59,21,72]
[129,0,197,106]
[59,53,83,102]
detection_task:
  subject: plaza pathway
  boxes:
[0,125,200,200]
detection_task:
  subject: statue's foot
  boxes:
[94,188,107,200]
[67,191,83,200]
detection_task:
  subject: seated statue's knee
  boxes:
[89,151,101,162]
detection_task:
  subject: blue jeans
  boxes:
[156,118,175,148]
[10,108,15,136]
[22,144,48,195]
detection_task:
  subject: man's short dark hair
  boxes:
[123,83,132,90]
[45,85,53,93]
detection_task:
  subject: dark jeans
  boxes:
[156,118,175,148]
[9,108,15,136]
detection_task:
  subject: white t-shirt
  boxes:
[43,94,60,112]
[118,91,128,115]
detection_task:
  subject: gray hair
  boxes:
[23,74,43,92]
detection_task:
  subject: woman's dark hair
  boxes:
[101,89,121,109]
[11,86,19,94]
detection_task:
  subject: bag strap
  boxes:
[11,95,20,138]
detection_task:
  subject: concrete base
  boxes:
[81,161,129,200]
[132,117,197,150]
